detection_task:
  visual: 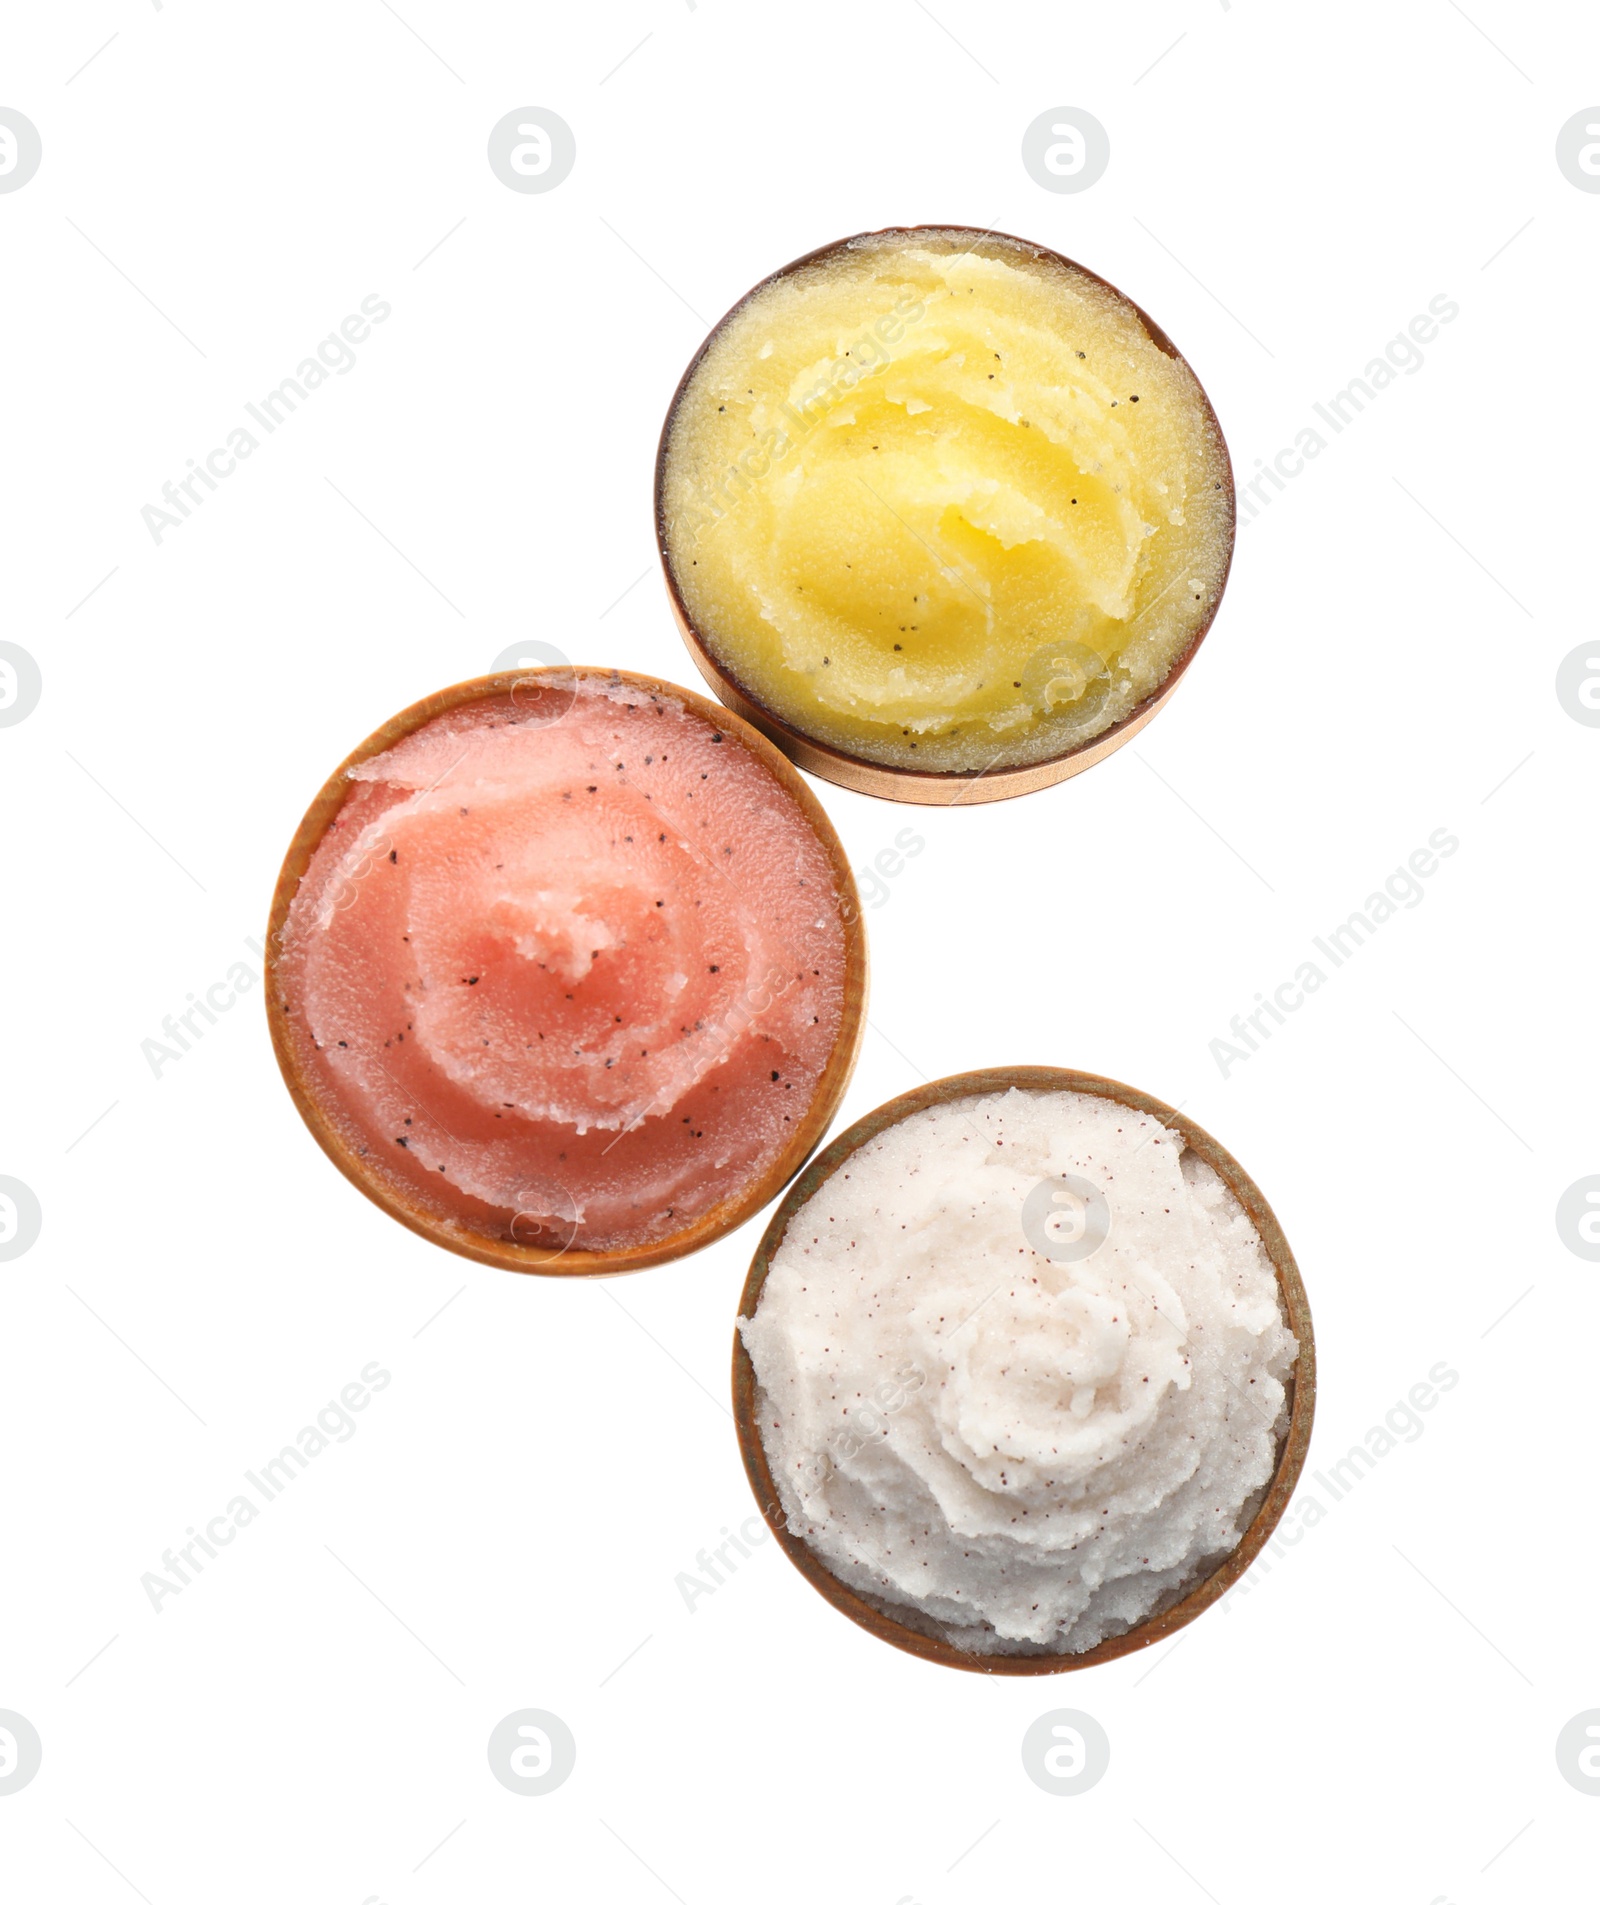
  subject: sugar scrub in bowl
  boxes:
[267,669,866,1274]
[658,227,1235,802]
[734,1068,1314,1669]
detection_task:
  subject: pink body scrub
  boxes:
[273,675,852,1255]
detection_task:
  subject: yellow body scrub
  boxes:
[658,228,1235,790]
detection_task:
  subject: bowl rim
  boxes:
[654,224,1237,806]
[732,1064,1316,1672]
[264,664,870,1278]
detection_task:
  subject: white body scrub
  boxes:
[740,1088,1297,1655]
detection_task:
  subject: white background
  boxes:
[2,2,1596,1899]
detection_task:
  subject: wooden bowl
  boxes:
[265,667,869,1277]
[656,226,1236,806]
[733,1066,1315,1672]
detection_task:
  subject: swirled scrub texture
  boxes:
[741,1089,1295,1654]
[661,230,1233,773]
[275,678,848,1253]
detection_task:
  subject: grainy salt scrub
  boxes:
[661,229,1233,775]
[274,676,849,1254]
[740,1088,1296,1655]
